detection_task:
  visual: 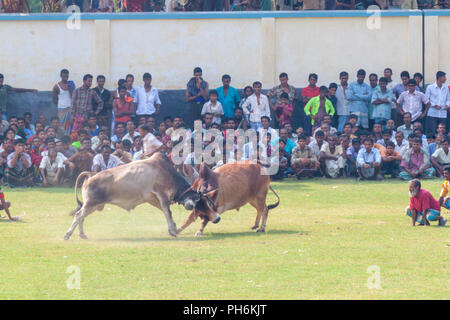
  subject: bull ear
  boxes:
[206,189,218,200]
[199,162,213,179]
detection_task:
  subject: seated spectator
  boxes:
[304,86,335,131]
[91,129,108,151]
[5,139,34,187]
[112,141,133,164]
[381,141,402,178]
[258,116,278,140]
[271,139,289,181]
[377,129,395,147]
[65,137,95,184]
[348,114,359,134]
[72,130,90,149]
[346,137,361,177]
[309,130,328,157]
[139,124,164,158]
[16,117,32,140]
[283,123,297,141]
[436,123,447,136]
[319,134,345,178]
[428,133,443,156]
[60,136,77,158]
[47,116,65,140]
[202,112,214,130]
[270,127,296,154]
[399,138,434,181]
[313,119,337,138]
[336,0,355,9]
[431,137,450,178]
[92,145,123,173]
[372,123,383,142]
[87,114,100,137]
[29,136,43,167]
[342,123,356,139]
[0,111,9,136]
[146,116,157,134]
[438,167,450,209]
[201,89,224,125]
[356,138,382,181]
[111,122,127,144]
[39,148,64,187]
[0,139,15,177]
[406,179,447,226]
[291,134,319,179]
[23,112,35,135]
[394,131,408,155]
[132,135,142,156]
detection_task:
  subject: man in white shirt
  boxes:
[122,119,140,144]
[425,71,450,134]
[431,137,450,177]
[134,73,161,122]
[397,79,430,122]
[335,71,350,132]
[39,148,65,187]
[241,81,271,130]
[92,145,123,173]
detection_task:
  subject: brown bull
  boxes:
[177,161,280,236]
[64,153,203,240]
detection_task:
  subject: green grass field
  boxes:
[0,179,448,300]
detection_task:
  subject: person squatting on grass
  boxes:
[406,179,447,227]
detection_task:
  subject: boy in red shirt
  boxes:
[0,186,16,221]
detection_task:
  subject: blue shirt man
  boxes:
[216,75,240,118]
[347,69,371,129]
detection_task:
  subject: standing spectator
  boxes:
[113,85,136,125]
[135,73,161,122]
[327,83,338,128]
[347,69,371,129]
[124,0,146,11]
[216,74,241,119]
[70,74,104,133]
[336,0,355,9]
[90,0,114,11]
[185,67,209,129]
[397,79,430,123]
[304,86,335,131]
[5,140,34,187]
[273,93,293,128]
[201,90,224,125]
[301,73,319,135]
[93,75,113,130]
[303,0,325,9]
[92,145,123,173]
[242,81,271,130]
[393,71,417,126]
[267,73,298,118]
[52,69,74,134]
[402,0,418,9]
[0,74,37,121]
[367,73,379,129]
[414,73,425,92]
[425,71,450,135]
[399,138,434,181]
[0,111,9,136]
[239,86,254,122]
[203,0,224,10]
[371,77,394,127]
[336,71,350,133]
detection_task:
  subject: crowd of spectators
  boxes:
[1,65,450,188]
[1,0,449,13]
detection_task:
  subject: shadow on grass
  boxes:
[0,218,26,223]
[95,229,303,243]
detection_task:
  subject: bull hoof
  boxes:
[79,234,88,240]
[176,228,183,234]
[256,228,265,233]
[169,229,177,237]
[195,231,203,237]
[64,233,71,240]
[251,225,259,230]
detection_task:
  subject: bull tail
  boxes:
[69,172,94,216]
[267,186,280,210]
